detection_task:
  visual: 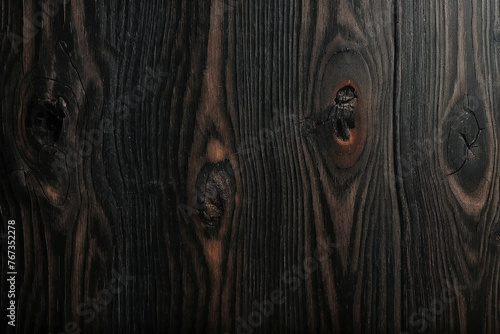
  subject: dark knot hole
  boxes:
[333,85,357,141]
[195,159,236,227]
[26,97,66,147]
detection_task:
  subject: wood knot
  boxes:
[332,85,357,141]
[26,96,66,148]
[444,95,488,192]
[195,159,236,227]
[302,78,366,170]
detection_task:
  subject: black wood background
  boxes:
[1,0,500,333]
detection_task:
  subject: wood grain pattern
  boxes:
[395,0,500,332]
[1,1,114,331]
[0,0,499,333]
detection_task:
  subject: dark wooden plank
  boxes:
[172,0,400,332]
[270,1,401,332]
[0,4,113,333]
[395,0,500,332]
[0,0,173,332]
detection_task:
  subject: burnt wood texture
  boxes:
[0,0,499,333]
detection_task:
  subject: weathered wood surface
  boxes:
[0,0,498,333]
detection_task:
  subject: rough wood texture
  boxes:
[0,0,499,333]
[396,0,500,332]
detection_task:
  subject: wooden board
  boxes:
[0,0,498,333]
[396,0,500,332]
